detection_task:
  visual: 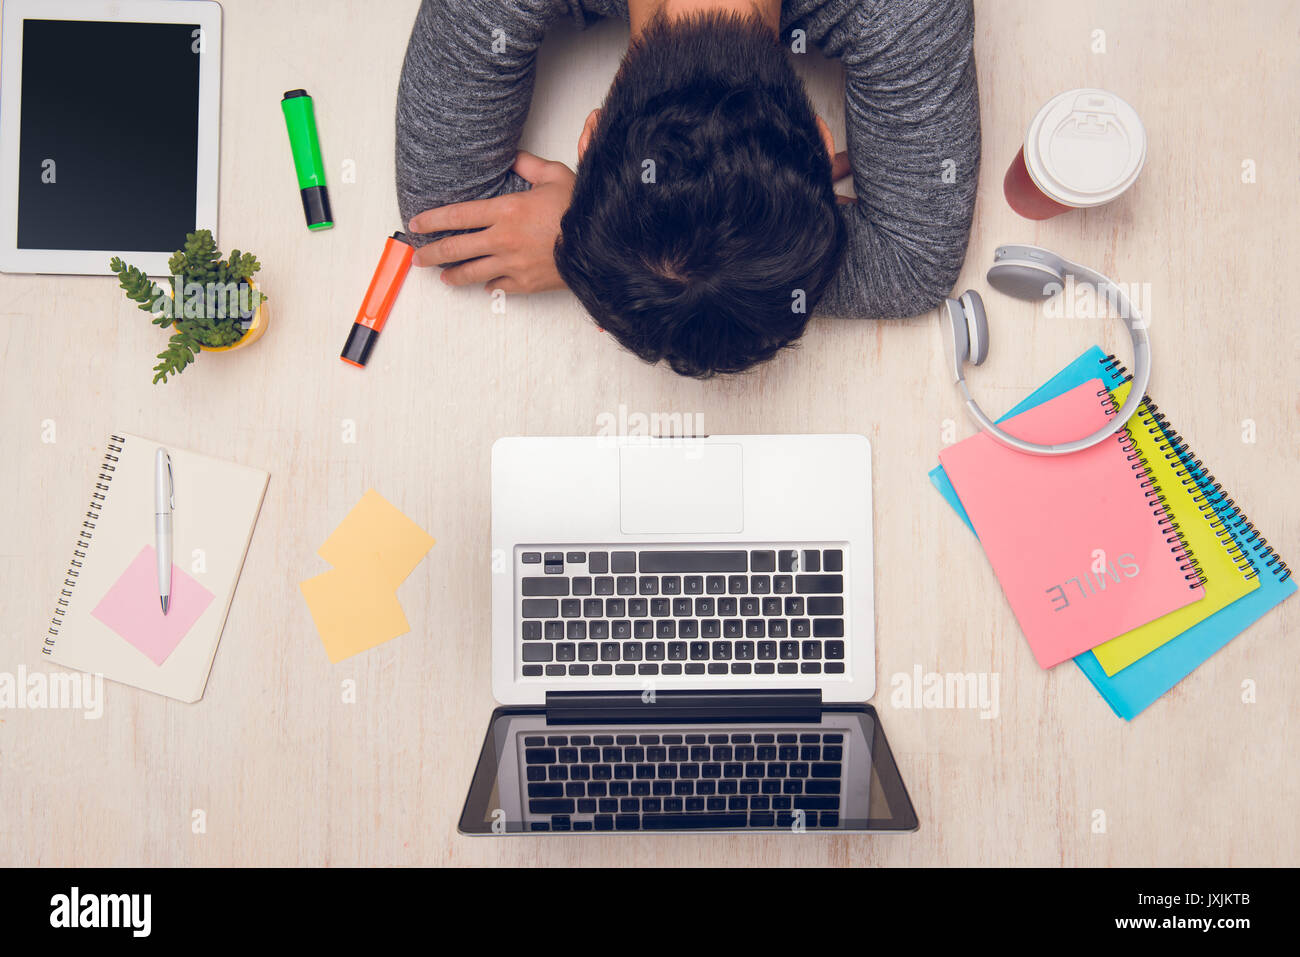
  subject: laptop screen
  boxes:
[459,705,916,834]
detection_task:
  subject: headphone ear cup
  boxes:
[942,297,970,367]
[960,291,990,366]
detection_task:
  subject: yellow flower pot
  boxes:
[164,278,269,353]
[202,279,269,353]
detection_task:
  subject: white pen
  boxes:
[155,447,174,615]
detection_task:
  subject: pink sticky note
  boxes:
[90,545,215,666]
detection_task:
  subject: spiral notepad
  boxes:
[44,433,269,702]
[931,346,1295,718]
[938,379,1205,668]
[1087,374,1261,674]
[1149,399,1291,587]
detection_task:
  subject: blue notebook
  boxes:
[929,346,1295,719]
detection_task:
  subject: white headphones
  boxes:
[941,244,1151,455]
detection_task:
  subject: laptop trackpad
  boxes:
[619,444,743,535]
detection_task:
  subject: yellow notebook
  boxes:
[1089,381,1259,674]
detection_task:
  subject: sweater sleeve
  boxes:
[814,0,981,319]
[394,0,575,244]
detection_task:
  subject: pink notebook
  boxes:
[939,380,1203,667]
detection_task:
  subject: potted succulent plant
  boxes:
[110,229,268,383]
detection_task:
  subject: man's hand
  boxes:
[407,151,575,294]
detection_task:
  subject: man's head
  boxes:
[555,10,845,378]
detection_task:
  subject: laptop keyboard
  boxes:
[520,728,847,831]
[516,545,849,679]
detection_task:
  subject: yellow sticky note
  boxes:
[300,565,410,663]
[317,489,435,588]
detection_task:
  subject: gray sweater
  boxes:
[395,0,980,318]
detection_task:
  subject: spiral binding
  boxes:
[1101,354,1290,585]
[1097,386,1205,590]
[45,434,127,655]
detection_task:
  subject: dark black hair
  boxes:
[555,11,845,378]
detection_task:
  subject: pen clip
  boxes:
[164,452,174,510]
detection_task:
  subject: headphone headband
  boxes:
[943,244,1151,456]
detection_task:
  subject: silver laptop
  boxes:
[459,434,916,834]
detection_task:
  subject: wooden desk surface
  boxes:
[2,0,1296,867]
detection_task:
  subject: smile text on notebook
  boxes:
[938,380,1205,668]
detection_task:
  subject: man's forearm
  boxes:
[394,0,554,242]
[814,0,981,319]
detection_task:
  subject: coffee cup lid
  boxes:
[1025,88,1147,208]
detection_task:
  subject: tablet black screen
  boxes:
[17,19,200,252]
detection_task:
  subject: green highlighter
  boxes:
[281,89,333,230]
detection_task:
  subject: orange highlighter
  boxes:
[341,232,415,367]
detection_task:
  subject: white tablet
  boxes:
[0,0,222,275]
